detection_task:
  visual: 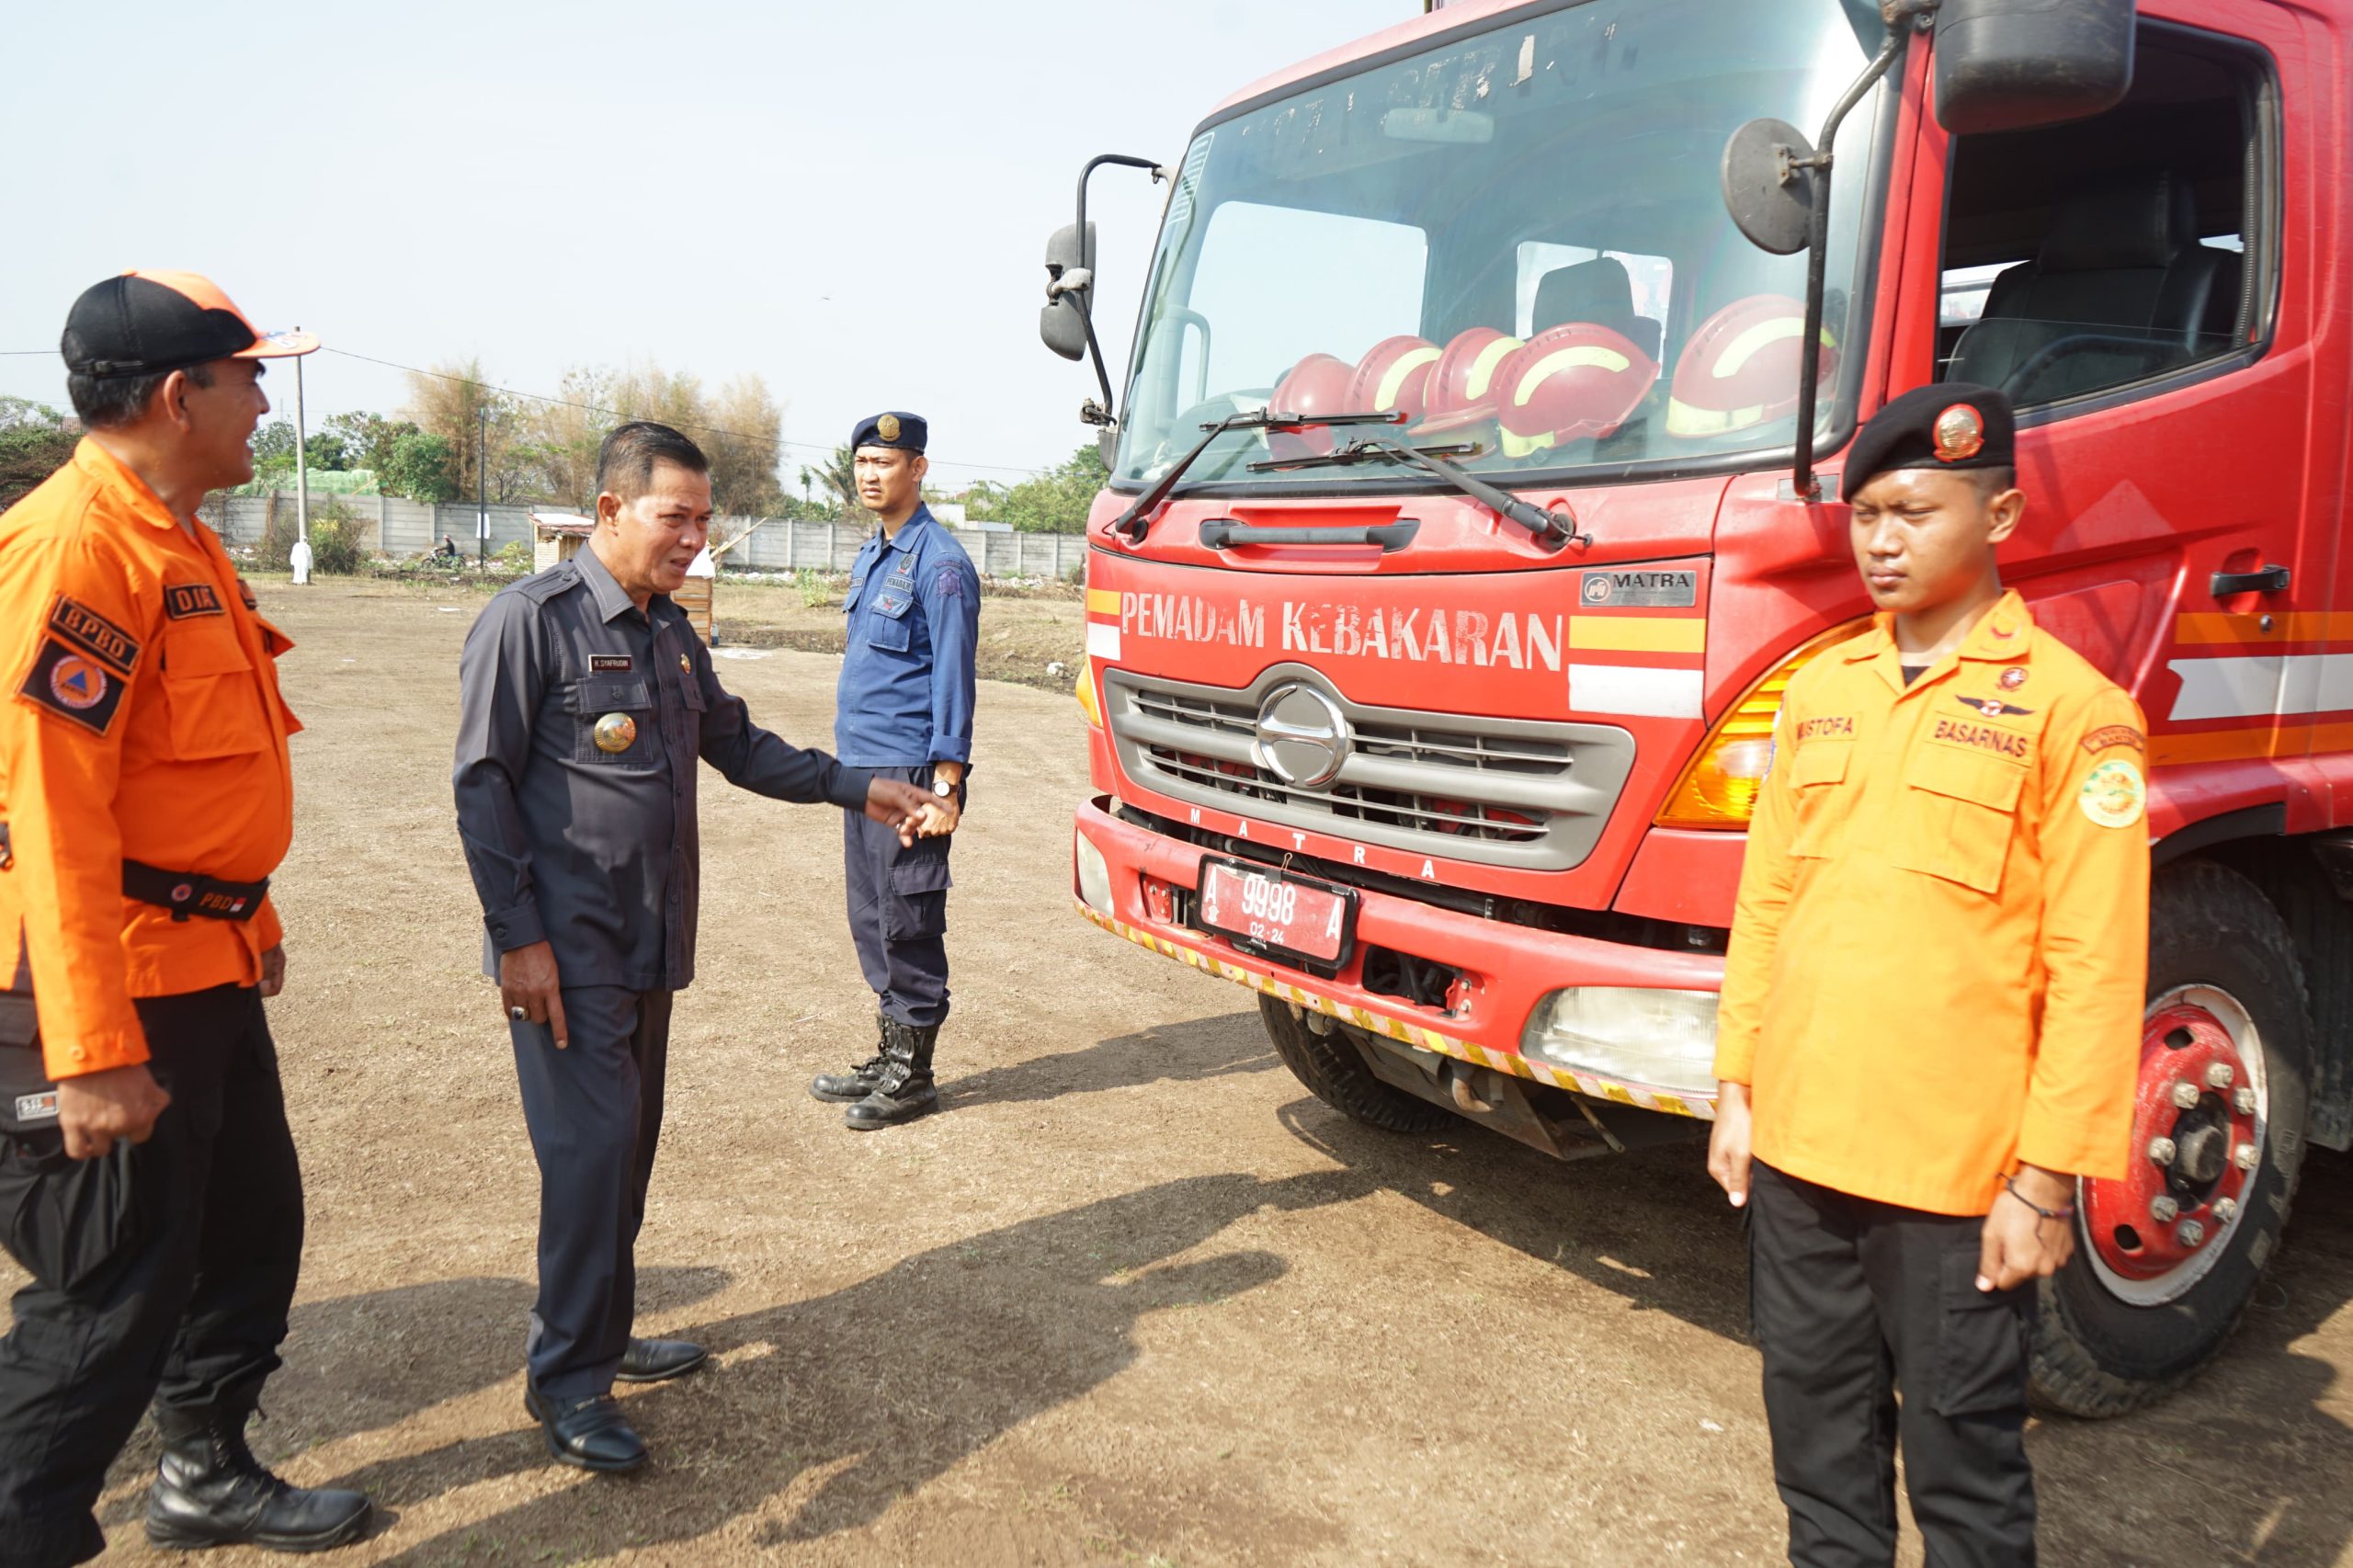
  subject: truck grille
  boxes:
[1105,666,1636,871]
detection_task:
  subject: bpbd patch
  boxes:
[47,596,139,676]
[18,636,127,734]
[164,582,224,619]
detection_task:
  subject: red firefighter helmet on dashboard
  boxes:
[1267,352,1357,460]
[1413,326,1525,438]
[1665,292,1838,437]
[1347,335,1442,425]
[1494,323,1659,459]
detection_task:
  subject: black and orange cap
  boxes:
[61,269,318,380]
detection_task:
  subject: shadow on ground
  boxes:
[942,1010,1277,1111]
[304,1172,1347,1562]
[1284,1087,2353,1568]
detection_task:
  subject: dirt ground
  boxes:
[14,576,2353,1566]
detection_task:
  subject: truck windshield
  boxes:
[1115,0,1890,494]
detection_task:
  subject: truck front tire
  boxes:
[2030,859,2313,1417]
[1256,995,1453,1133]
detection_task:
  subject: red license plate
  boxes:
[1197,859,1354,965]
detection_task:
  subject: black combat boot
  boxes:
[145,1403,373,1553]
[844,1018,938,1130]
[810,1012,891,1103]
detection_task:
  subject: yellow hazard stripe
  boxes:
[1074,901,1713,1121]
[1568,616,1706,654]
[1086,588,1122,618]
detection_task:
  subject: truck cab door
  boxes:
[1912,4,2308,808]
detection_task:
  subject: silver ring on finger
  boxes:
[509,1006,529,1021]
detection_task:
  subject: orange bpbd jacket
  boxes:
[0,439,301,1080]
[1713,591,2149,1216]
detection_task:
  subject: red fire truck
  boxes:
[1042,0,2347,1413]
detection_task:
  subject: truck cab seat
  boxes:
[1947,169,2236,403]
[1532,256,1663,361]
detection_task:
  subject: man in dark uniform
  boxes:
[454,422,929,1471]
[0,272,370,1563]
[808,413,979,1130]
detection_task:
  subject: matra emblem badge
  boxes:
[1934,403,1985,463]
[877,414,901,443]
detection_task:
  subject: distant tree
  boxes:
[0,399,76,511]
[994,442,1108,533]
[321,411,414,478]
[803,443,866,522]
[302,429,352,472]
[381,429,460,503]
[401,358,526,502]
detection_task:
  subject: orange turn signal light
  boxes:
[1654,619,1869,829]
[1076,666,1103,728]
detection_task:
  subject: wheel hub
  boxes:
[2082,988,2266,1305]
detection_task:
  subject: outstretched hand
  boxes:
[864,778,932,848]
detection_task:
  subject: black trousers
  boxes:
[1749,1162,2038,1568]
[509,985,671,1402]
[842,764,956,1029]
[0,984,305,1568]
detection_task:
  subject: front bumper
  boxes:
[1074,796,1723,1120]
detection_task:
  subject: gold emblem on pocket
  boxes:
[594,713,638,753]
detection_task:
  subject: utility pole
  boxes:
[290,326,313,585]
[476,400,489,570]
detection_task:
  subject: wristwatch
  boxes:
[932,777,957,798]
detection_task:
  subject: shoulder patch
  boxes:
[931,562,967,599]
[2080,757,2146,829]
[48,596,140,676]
[163,582,224,619]
[17,636,128,735]
[2080,723,2145,756]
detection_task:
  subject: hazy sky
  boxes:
[0,0,1406,483]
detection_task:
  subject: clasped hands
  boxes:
[865,774,961,844]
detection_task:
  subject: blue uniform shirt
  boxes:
[834,506,981,767]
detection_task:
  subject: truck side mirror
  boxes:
[1040,222,1097,363]
[1933,0,2136,136]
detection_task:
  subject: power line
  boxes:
[319,347,1051,478]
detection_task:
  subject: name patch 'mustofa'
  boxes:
[164,583,224,619]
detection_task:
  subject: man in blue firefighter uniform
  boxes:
[809,413,979,1129]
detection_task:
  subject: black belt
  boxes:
[0,825,266,923]
[121,861,269,923]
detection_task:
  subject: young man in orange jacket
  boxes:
[1710,383,2147,1567]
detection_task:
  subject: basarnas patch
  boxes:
[2080,757,2146,829]
[18,636,128,735]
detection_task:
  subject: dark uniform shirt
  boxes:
[834,506,981,767]
[454,544,871,993]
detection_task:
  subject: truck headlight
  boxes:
[1521,987,1720,1096]
[1074,826,1114,915]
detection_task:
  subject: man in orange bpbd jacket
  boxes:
[0,273,371,1567]
[1709,383,2147,1568]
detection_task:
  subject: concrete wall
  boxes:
[201,494,1089,580]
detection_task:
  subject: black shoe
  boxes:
[845,1019,940,1131]
[145,1405,373,1553]
[522,1388,648,1473]
[810,1013,891,1102]
[616,1336,709,1383]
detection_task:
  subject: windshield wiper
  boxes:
[1248,431,1587,550]
[1110,409,1408,541]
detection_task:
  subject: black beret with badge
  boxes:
[1842,381,2015,494]
[852,411,927,453]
